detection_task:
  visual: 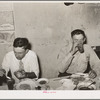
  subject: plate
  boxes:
[78,84,96,90]
[71,73,89,78]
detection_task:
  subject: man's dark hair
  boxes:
[13,37,29,50]
[71,29,86,38]
[71,29,87,43]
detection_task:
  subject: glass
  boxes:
[0,76,3,86]
[7,78,15,90]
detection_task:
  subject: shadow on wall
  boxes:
[37,56,42,78]
[92,46,100,59]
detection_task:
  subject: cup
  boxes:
[0,76,3,86]
[7,78,15,90]
[35,86,41,90]
[77,43,84,53]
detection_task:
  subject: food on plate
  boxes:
[78,86,93,90]
[78,84,96,90]
[70,73,90,85]
[77,80,96,90]
[57,79,76,90]
[72,77,85,84]
[19,84,31,90]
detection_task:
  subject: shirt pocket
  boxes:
[77,54,88,72]
[24,64,31,72]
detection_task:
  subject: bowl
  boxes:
[37,78,49,85]
[78,84,96,90]
[77,81,96,90]
[15,79,37,90]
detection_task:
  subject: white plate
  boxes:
[71,73,89,78]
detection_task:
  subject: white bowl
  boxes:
[37,78,49,85]
[15,79,37,90]
[77,81,96,90]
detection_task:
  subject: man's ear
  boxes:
[71,37,74,43]
[83,38,86,43]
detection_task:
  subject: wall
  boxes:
[6,3,100,78]
[0,3,15,67]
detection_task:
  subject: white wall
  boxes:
[11,3,100,78]
[0,3,14,67]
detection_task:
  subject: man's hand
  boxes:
[89,70,97,79]
[77,43,84,53]
[14,70,26,79]
[70,42,78,55]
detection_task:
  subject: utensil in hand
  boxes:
[7,77,15,90]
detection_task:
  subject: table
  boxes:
[0,76,99,90]
[48,76,100,90]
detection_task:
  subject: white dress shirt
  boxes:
[2,50,39,83]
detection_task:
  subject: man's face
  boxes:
[72,34,85,45]
[13,47,27,60]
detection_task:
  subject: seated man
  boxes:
[57,29,100,79]
[1,37,39,84]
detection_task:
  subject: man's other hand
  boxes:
[14,70,26,79]
[89,70,97,79]
[71,42,78,55]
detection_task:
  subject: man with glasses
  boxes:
[58,29,100,79]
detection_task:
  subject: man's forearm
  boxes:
[59,53,74,73]
[14,70,37,79]
[25,72,37,79]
